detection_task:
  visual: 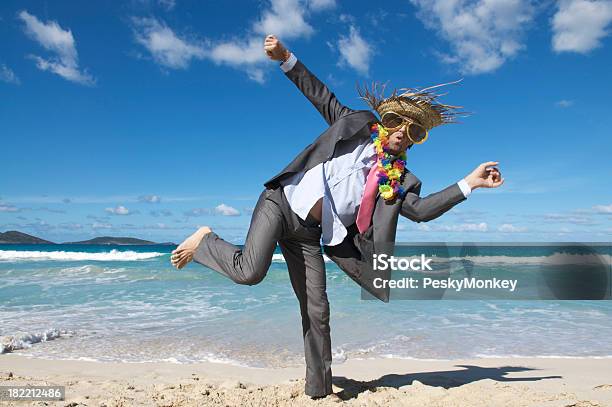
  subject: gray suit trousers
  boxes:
[192,187,332,397]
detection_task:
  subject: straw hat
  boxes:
[357,80,466,131]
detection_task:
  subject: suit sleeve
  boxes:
[400,176,467,222]
[281,53,353,126]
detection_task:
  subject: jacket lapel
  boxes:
[263,110,377,188]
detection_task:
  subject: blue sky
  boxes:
[1,0,611,243]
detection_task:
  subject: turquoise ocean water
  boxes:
[1,244,611,367]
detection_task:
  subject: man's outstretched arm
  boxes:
[264,34,353,126]
[401,162,504,222]
[400,177,467,223]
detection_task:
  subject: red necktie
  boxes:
[356,164,380,233]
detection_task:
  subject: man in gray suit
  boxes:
[170,34,503,398]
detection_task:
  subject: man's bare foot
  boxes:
[170,226,212,269]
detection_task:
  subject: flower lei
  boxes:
[370,122,407,201]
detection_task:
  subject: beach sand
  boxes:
[1,355,611,406]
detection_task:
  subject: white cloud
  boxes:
[183,204,242,217]
[307,0,336,11]
[410,0,534,74]
[138,194,161,203]
[247,68,266,84]
[498,223,528,232]
[214,203,241,216]
[544,213,596,224]
[150,209,173,217]
[556,99,574,107]
[552,0,612,53]
[253,0,314,40]
[593,204,612,213]
[208,37,261,64]
[158,0,176,11]
[336,25,372,75]
[338,14,356,23]
[131,17,205,69]
[446,222,488,232]
[58,222,83,230]
[37,207,66,214]
[205,0,324,83]
[206,0,313,73]
[18,10,94,85]
[92,222,113,229]
[419,222,488,232]
[105,205,132,215]
[0,64,20,85]
[130,0,327,82]
[0,204,21,212]
[184,208,211,217]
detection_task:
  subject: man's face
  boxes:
[386,125,413,155]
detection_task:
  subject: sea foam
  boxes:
[0,328,75,354]
[272,253,333,263]
[0,250,165,262]
[448,253,611,266]
[271,252,610,265]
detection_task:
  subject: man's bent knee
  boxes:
[230,252,270,285]
[235,272,266,286]
[233,260,268,285]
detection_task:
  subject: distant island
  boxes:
[65,236,177,245]
[0,230,54,245]
[63,236,174,245]
[0,230,175,246]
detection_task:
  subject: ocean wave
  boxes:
[448,253,611,266]
[0,328,75,354]
[271,252,610,266]
[12,351,256,368]
[272,253,333,263]
[0,250,165,262]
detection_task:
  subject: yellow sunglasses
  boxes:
[380,111,429,144]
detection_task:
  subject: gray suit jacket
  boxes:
[264,59,467,302]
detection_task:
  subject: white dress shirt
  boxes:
[281,137,377,245]
[278,53,472,246]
